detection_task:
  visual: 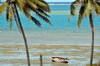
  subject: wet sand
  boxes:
[0,44,100,66]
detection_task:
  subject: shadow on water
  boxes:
[51,62,68,66]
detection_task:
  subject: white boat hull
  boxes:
[52,60,68,63]
[51,57,69,63]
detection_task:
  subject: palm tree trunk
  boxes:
[13,3,31,66]
[89,13,94,66]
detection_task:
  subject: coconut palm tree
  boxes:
[0,0,51,66]
[69,0,100,66]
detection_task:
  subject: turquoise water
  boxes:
[0,2,100,44]
[0,2,100,30]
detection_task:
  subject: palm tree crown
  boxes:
[70,0,100,28]
[0,0,51,28]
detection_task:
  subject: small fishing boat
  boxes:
[51,57,69,63]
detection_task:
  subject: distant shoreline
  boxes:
[48,2,71,5]
[0,2,72,5]
[49,4,71,5]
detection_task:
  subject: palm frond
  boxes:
[83,0,92,17]
[39,0,49,7]
[8,11,13,30]
[17,0,25,12]
[6,3,13,21]
[70,1,80,16]
[23,9,42,27]
[93,1,100,16]
[31,9,51,25]
[78,5,86,28]
[0,2,7,15]
[30,0,48,7]
[6,3,14,30]
[26,3,50,17]
[8,5,13,22]
[38,5,50,13]
[37,0,50,12]
[37,13,51,24]
[23,7,31,20]
[78,15,83,28]
[8,10,13,27]
[37,9,50,17]
[31,16,41,27]
[6,2,10,21]
[77,0,93,28]
[25,0,50,12]
[26,0,38,9]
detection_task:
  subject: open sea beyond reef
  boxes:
[0,2,100,66]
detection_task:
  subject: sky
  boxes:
[45,0,75,2]
[1,0,75,2]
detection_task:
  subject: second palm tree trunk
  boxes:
[89,13,94,66]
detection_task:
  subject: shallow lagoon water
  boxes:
[0,29,100,66]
